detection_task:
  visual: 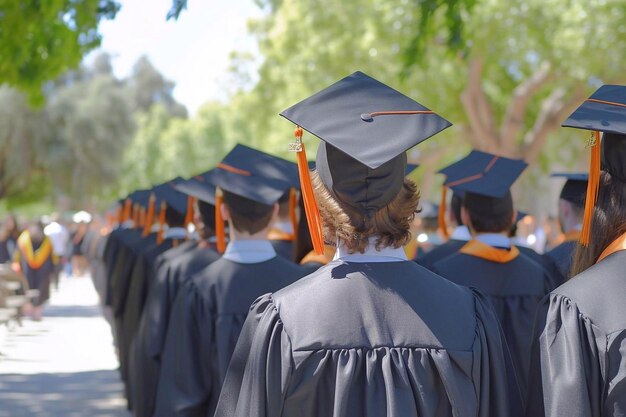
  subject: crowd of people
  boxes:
[2,73,624,416]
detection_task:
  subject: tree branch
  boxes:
[501,62,552,150]
[522,86,586,164]
[460,58,500,151]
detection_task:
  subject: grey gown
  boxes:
[214,259,523,417]
[525,249,626,417]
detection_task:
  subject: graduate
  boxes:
[431,150,554,398]
[415,190,470,269]
[544,172,587,282]
[525,85,626,416]
[223,144,301,261]
[153,147,307,417]
[129,172,221,417]
[214,71,522,417]
[122,181,191,409]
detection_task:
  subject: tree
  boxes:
[201,0,624,207]
[0,0,120,104]
[127,56,188,118]
[0,86,51,200]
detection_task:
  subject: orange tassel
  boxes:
[215,188,226,254]
[116,206,124,225]
[184,196,195,228]
[438,186,450,241]
[157,201,167,245]
[293,126,324,255]
[289,188,298,241]
[143,193,156,237]
[123,198,132,222]
[580,131,602,246]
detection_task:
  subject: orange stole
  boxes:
[16,232,54,269]
[459,239,520,263]
[597,232,626,264]
[300,245,336,266]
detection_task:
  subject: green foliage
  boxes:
[0,0,120,104]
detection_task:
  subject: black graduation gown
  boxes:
[129,243,220,417]
[154,255,307,417]
[270,239,294,261]
[122,237,184,407]
[545,240,577,284]
[433,245,554,399]
[525,250,626,417]
[414,238,465,270]
[214,260,523,417]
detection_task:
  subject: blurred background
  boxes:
[0,0,624,220]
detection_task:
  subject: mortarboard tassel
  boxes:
[184,195,195,228]
[292,126,324,255]
[123,198,132,222]
[157,200,167,245]
[289,188,298,241]
[116,206,124,225]
[438,186,450,241]
[142,193,156,237]
[580,131,602,246]
[215,188,226,254]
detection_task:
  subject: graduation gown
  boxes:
[154,252,307,417]
[129,243,220,417]
[545,239,578,284]
[122,235,184,408]
[214,257,523,417]
[415,238,465,270]
[525,249,626,417]
[432,240,554,399]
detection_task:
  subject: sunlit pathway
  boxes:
[0,275,129,417]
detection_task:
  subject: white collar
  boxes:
[122,220,135,229]
[475,233,511,248]
[334,238,408,263]
[450,225,471,241]
[223,240,277,264]
[163,227,188,240]
[273,220,294,234]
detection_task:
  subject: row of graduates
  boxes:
[95,71,625,417]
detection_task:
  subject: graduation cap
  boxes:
[173,171,217,205]
[213,146,297,253]
[562,84,626,245]
[436,151,527,240]
[551,172,588,207]
[280,71,452,254]
[405,163,419,176]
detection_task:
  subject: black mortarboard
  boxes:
[441,150,527,198]
[220,144,300,190]
[173,171,217,205]
[152,178,188,215]
[551,172,588,207]
[281,71,451,216]
[562,84,626,245]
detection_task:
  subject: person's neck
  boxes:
[229,223,270,242]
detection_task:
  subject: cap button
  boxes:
[360,113,373,122]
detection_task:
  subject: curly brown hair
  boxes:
[312,171,420,254]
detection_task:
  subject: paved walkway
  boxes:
[0,275,129,417]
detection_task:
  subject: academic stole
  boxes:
[17,232,53,270]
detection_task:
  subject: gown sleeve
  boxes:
[154,281,214,417]
[471,290,524,417]
[214,294,293,417]
[525,294,603,417]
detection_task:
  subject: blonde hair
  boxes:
[312,171,420,254]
